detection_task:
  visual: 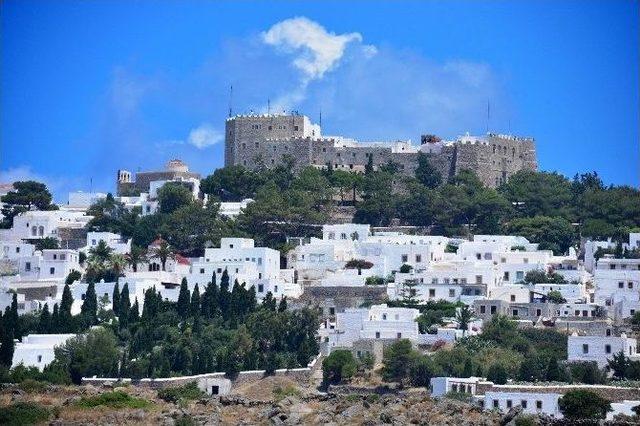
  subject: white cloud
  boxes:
[262,17,364,81]
[187,123,223,149]
[0,166,74,204]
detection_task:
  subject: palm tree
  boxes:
[89,240,113,263]
[150,240,175,271]
[456,305,473,334]
[125,245,147,272]
[84,258,105,284]
[109,254,128,282]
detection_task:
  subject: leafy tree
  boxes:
[415,153,442,189]
[322,350,357,384]
[160,202,226,257]
[607,351,630,380]
[157,182,193,214]
[0,181,56,228]
[65,270,81,284]
[524,269,567,285]
[34,237,59,251]
[410,355,440,387]
[382,339,417,383]
[499,170,574,219]
[52,328,119,384]
[504,216,575,255]
[558,390,611,420]
[546,291,566,304]
[486,363,508,384]
[200,165,263,201]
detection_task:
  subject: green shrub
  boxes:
[514,414,538,426]
[0,402,51,425]
[157,382,204,403]
[75,390,152,409]
[273,384,300,402]
[322,350,357,384]
[558,389,611,419]
[18,379,48,393]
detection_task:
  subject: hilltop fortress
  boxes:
[224,113,537,188]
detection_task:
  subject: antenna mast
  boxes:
[267,98,271,114]
[228,85,233,117]
[486,100,490,133]
[319,108,322,129]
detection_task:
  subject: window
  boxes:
[493,400,499,409]
[476,275,483,284]
[516,271,524,281]
[536,401,542,410]
[512,309,519,317]
[375,332,380,339]
[536,309,542,317]
[606,329,612,337]
[37,355,42,363]
[25,262,31,272]
[582,344,589,354]
[480,306,486,314]
[506,400,512,409]
[329,307,335,315]
[619,282,624,289]
[401,254,408,263]
[503,271,510,281]
[510,295,516,302]
[258,284,264,293]
[50,267,55,275]
[382,313,387,320]
[605,344,611,354]
[397,332,402,339]
[521,400,527,409]
[490,306,497,314]
[629,282,633,289]
[415,254,422,263]
[449,289,455,297]
[294,125,299,131]
[476,253,481,260]
[429,289,435,297]
[200,268,205,274]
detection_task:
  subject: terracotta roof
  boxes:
[175,254,191,265]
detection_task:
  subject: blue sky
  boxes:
[2,0,638,201]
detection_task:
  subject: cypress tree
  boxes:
[246,285,257,313]
[219,269,230,320]
[6,294,19,338]
[60,284,74,332]
[0,326,14,367]
[190,284,200,317]
[120,283,131,314]
[129,298,140,323]
[262,292,277,311]
[112,282,120,315]
[278,296,288,312]
[81,282,98,325]
[177,278,190,319]
[51,303,60,333]
[38,303,51,333]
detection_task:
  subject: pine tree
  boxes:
[177,278,190,319]
[278,296,288,312]
[190,284,200,317]
[38,303,51,333]
[81,282,98,325]
[112,282,120,315]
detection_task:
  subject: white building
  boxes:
[188,238,300,300]
[320,304,421,351]
[84,232,131,255]
[484,391,562,417]
[11,334,76,371]
[8,210,92,240]
[218,198,254,218]
[567,333,639,367]
[67,191,107,210]
[16,249,81,281]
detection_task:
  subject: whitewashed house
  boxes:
[84,232,131,255]
[11,334,76,371]
[567,333,639,367]
[8,210,92,240]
